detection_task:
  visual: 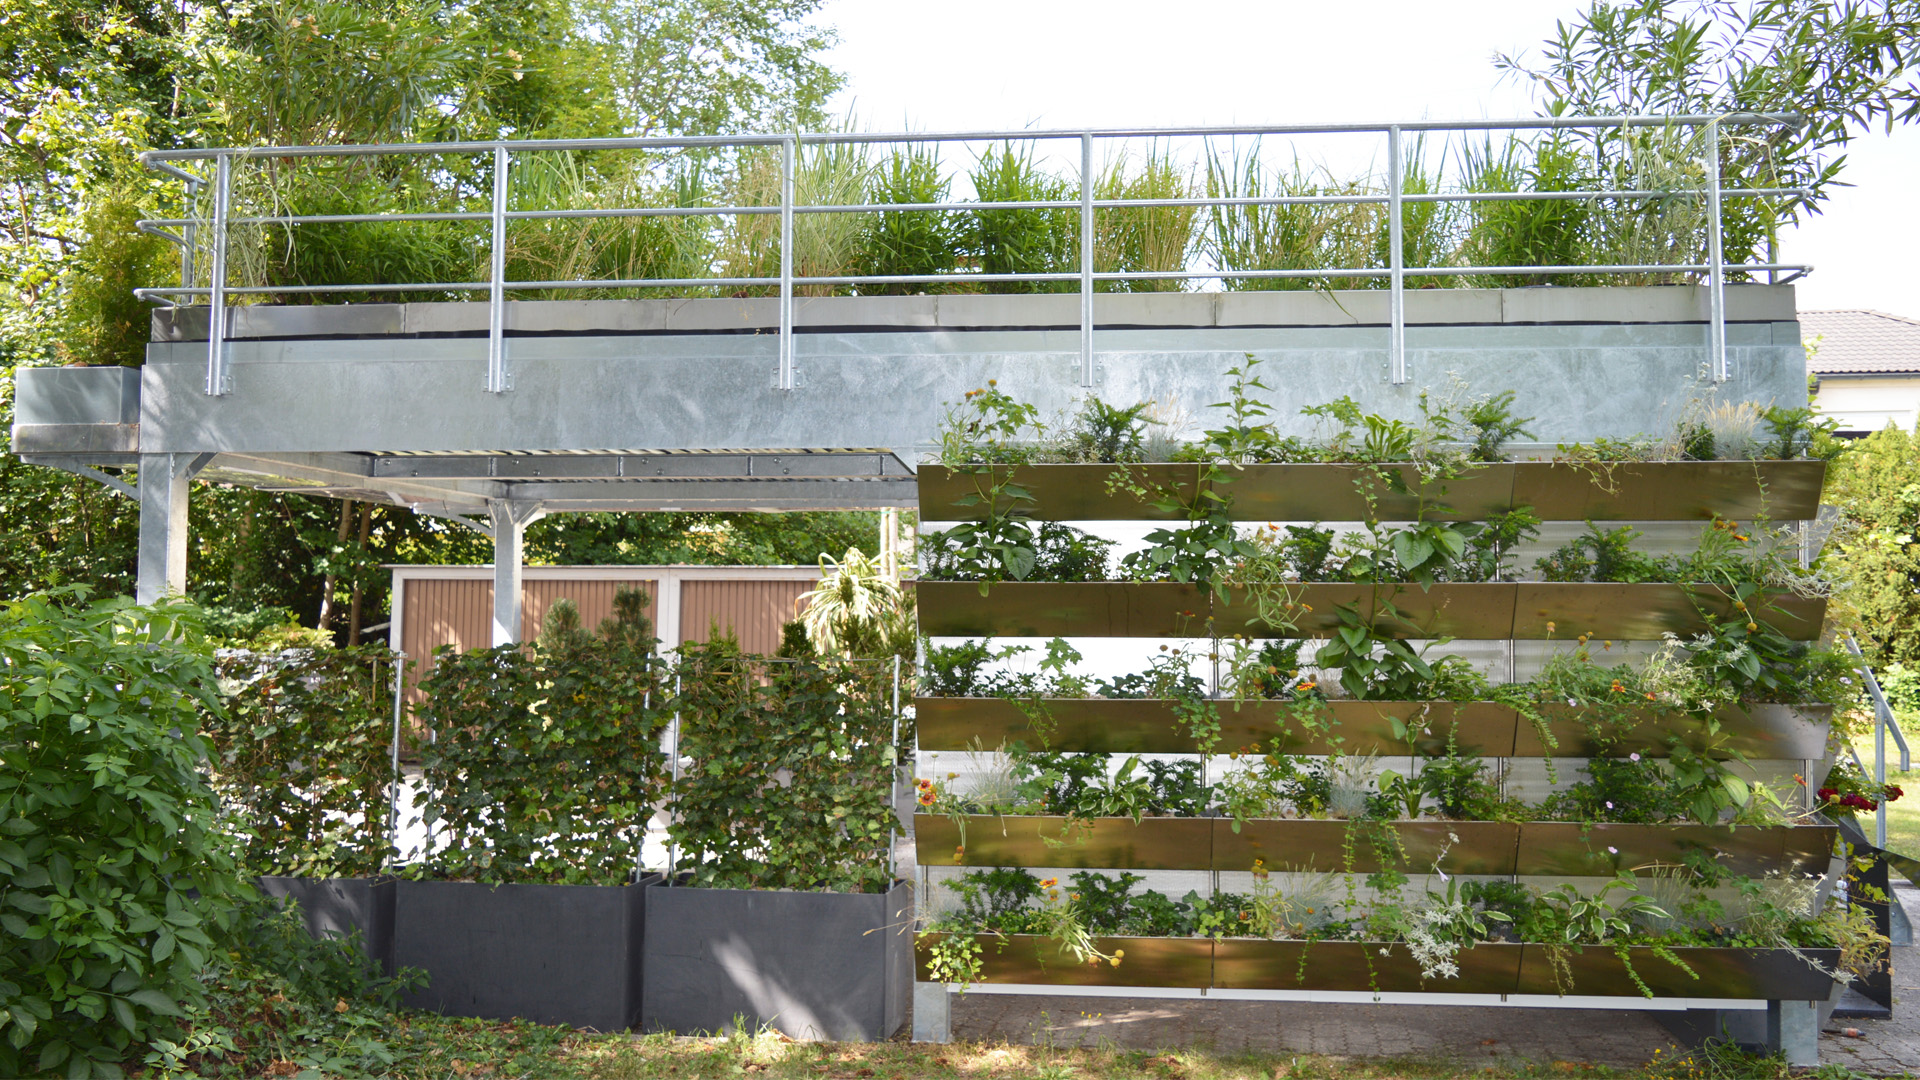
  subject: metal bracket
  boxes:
[771,366,805,390]
[55,463,138,501]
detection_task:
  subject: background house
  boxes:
[1802,309,1920,435]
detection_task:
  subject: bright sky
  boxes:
[819,0,1919,316]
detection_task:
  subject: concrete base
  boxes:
[1657,999,1823,1067]
[641,881,913,1041]
[257,875,395,975]
[913,982,951,1043]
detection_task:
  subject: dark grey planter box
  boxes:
[394,875,661,1031]
[257,876,395,974]
[642,880,913,1041]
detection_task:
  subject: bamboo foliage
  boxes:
[224,128,1790,302]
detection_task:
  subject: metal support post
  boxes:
[487,501,543,644]
[486,145,512,393]
[1767,999,1820,1067]
[1387,126,1407,385]
[1705,120,1729,383]
[1079,132,1095,388]
[204,155,231,396]
[777,137,796,391]
[912,982,951,1043]
[136,453,210,603]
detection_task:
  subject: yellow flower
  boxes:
[1039,877,1058,889]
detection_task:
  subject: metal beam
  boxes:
[367,452,914,480]
[497,478,918,511]
[212,451,501,505]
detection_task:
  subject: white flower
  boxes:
[1608,846,1619,854]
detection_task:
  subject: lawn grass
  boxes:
[562,1031,1706,1080]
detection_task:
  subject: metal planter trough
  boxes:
[257,875,395,973]
[642,880,914,1041]
[1213,940,1524,993]
[1514,823,1838,879]
[915,461,1825,524]
[915,814,1213,871]
[912,697,1520,756]
[917,581,1823,641]
[1514,945,1841,999]
[1213,820,1521,875]
[394,875,659,1031]
[916,933,1212,988]
[1510,461,1826,523]
[1516,704,1834,759]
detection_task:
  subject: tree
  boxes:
[577,0,843,136]
[1497,0,1920,218]
[1821,423,1920,668]
[0,0,853,623]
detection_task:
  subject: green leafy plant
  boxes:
[207,646,401,878]
[412,619,666,886]
[0,592,246,1079]
[669,638,897,892]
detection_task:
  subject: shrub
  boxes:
[669,638,898,892]
[206,646,401,878]
[0,592,247,1078]
[413,630,668,886]
[968,143,1077,293]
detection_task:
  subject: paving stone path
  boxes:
[1820,943,1920,1077]
[950,993,1686,1069]
[947,949,1920,1074]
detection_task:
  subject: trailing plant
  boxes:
[669,637,898,892]
[1112,355,1270,599]
[934,381,1045,592]
[207,645,401,879]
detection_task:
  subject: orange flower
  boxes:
[1039,877,1059,889]
[918,789,937,806]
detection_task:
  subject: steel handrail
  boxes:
[1845,632,1912,849]
[136,113,1809,396]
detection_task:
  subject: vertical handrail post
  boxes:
[1877,677,1889,849]
[1705,119,1729,383]
[180,178,200,297]
[1387,126,1406,385]
[486,144,511,393]
[890,653,902,883]
[778,136,795,391]
[1079,132,1095,388]
[668,670,683,882]
[387,651,405,869]
[204,153,231,396]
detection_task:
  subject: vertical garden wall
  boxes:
[909,377,1884,1050]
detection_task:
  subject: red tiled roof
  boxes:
[1800,309,1920,375]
